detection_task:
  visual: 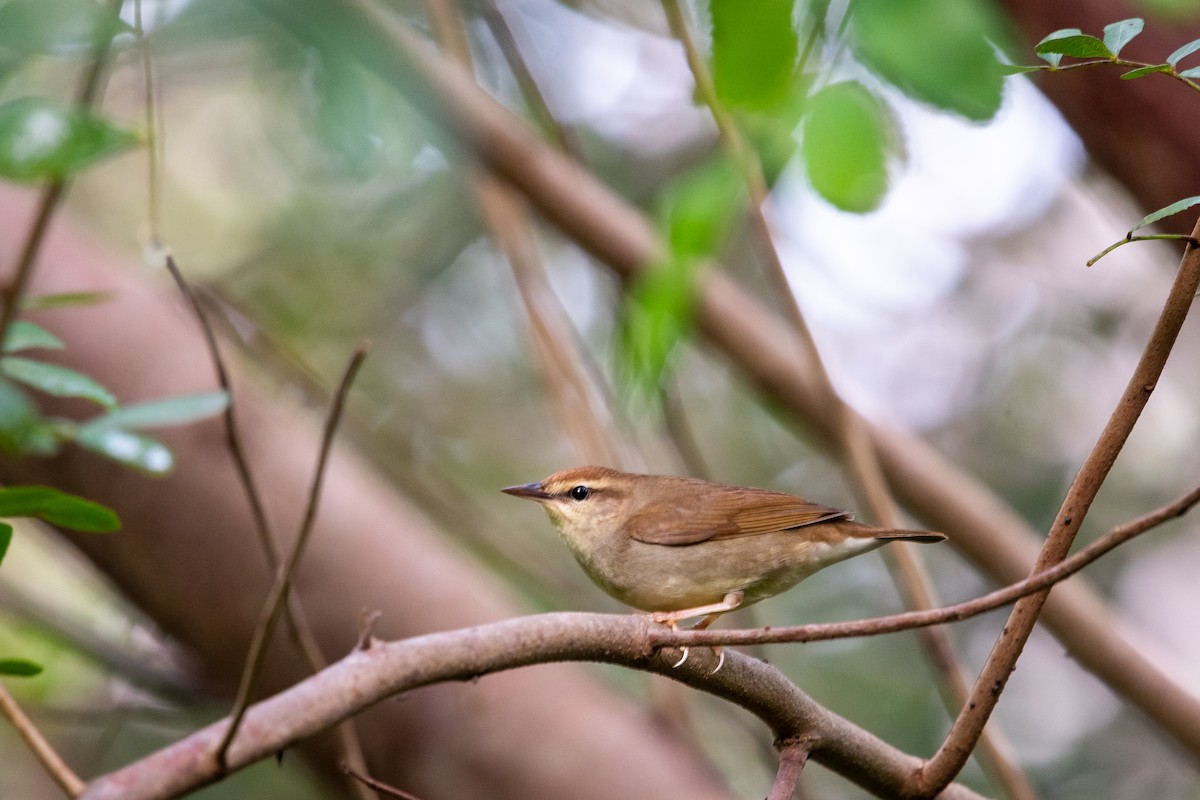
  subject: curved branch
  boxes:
[79,613,983,800]
[80,477,1200,800]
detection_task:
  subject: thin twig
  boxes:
[664,477,1200,648]
[0,0,124,346]
[214,343,370,766]
[162,257,276,562]
[133,0,162,243]
[163,258,376,796]
[767,737,811,800]
[918,224,1200,793]
[0,680,86,797]
[1087,233,1199,266]
[343,765,425,800]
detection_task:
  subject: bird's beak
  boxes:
[501,482,552,501]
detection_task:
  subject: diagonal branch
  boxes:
[917,223,1200,793]
[78,613,986,800]
[163,257,376,796]
[663,477,1200,649]
[214,344,369,765]
[0,680,86,797]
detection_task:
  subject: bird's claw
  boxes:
[671,647,689,668]
[669,646,725,673]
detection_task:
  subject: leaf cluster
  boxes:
[619,0,1010,406]
[0,315,228,473]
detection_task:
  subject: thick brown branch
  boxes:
[79,614,983,800]
[78,469,1173,800]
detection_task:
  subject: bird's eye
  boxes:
[569,485,590,501]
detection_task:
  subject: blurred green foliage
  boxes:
[710,0,797,110]
[802,81,894,213]
[0,97,137,183]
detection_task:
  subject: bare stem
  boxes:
[214,344,369,766]
[343,765,426,800]
[663,478,1200,649]
[163,258,377,796]
[917,224,1200,794]
[0,679,86,797]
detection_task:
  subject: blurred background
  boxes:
[1,0,1200,798]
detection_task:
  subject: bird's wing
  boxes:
[626,486,851,546]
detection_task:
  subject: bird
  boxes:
[503,466,945,668]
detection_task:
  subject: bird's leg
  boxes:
[652,592,744,671]
[652,591,745,628]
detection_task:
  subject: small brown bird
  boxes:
[503,466,946,634]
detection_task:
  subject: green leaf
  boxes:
[309,50,382,178]
[21,291,110,311]
[0,658,43,677]
[1034,28,1082,67]
[617,256,698,406]
[0,379,58,456]
[1128,195,1200,233]
[0,0,131,55]
[1167,38,1200,67]
[1034,34,1113,59]
[0,97,138,183]
[660,157,742,260]
[852,0,1007,121]
[1102,18,1143,56]
[3,321,63,353]
[0,486,119,532]
[0,522,11,567]
[1,356,116,408]
[80,391,228,432]
[711,0,798,110]
[802,81,894,213]
[74,426,174,474]
[1120,64,1173,80]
